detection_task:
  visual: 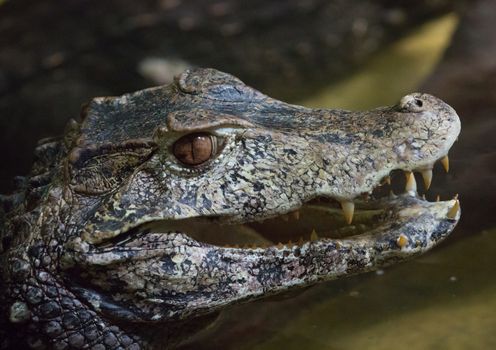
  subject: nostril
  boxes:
[398,94,425,112]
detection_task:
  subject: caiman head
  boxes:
[1,68,460,348]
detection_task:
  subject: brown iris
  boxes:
[173,133,217,166]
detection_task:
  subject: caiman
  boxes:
[0,68,461,349]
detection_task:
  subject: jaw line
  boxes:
[67,196,460,323]
[80,195,460,264]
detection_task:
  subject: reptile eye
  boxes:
[173,133,219,166]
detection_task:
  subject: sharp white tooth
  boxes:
[421,169,433,190]
[440,155,450,172]
[436,194,440,202]
[310,229,318,241]
[405,171,417,195]
[340,200,355,225]
[447,199,460,219]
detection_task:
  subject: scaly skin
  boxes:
[0,68,461,349]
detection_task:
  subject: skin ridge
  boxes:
[0,68,460,349]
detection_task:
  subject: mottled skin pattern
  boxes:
[0,68,461,349]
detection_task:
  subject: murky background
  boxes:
[1,1,495,349]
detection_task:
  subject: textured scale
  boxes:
[0,68,461,349]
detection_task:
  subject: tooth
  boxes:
[340,200,355,224]
[310,229,319,241]
[405,172,417,194]
[277,242,284,249]
[384,176,391,185]
[422,194,426,200]
[421,169,433,190]
[447,199,460,219]
[436,195,440,202]
[440,155,449,172]
[298,237,304,245]
[396,234,408,248]
[287,240,293,247]
[389,190,396,198]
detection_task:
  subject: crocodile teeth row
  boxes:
[337,153,452,225]
[232,199,459,250]
[417,153,449,190]
[268,153,452,228]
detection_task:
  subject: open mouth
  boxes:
[104,156,460,252]
[142,198,387,249]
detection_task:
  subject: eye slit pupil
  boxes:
[173,133,214,166]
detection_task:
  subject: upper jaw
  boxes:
[75,128,460,250]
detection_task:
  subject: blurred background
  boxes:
[1,0,495,349]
